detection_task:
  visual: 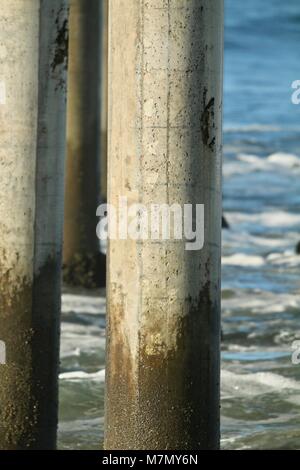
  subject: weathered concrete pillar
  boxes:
[105,0,224,450]
[63,0,104,288]
[100,0,108,202]
[0,0,68,449]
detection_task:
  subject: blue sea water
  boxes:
[58,0,300,450]
[221,0,300,449]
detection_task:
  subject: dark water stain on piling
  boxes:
[0,255,61,449]
[105,284,220,450]
[51,14,69,72]
[201,88,216,151]
[136,289,220,450]
[30,256,61,449]
[51,7,69,91]
[104,298,137,449]
[0,259,36,449]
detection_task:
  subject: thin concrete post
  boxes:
[63,0,104,288]
[0,0,68,449]
[100,0,109,202]
[105,0,224,450]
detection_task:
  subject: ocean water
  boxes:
[58,0,300,450]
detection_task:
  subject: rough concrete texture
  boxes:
[105,0,224,450]
[0,0,68,449]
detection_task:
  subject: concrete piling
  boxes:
[0,0,68,449]
[105,0,224,450]
[100,0,109,203]
[63,0,104,288]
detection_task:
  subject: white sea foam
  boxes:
[267,152,300,168]
[227,211,300,229]
[62,293,106,316]
[238,152,300,169]
[267,251,300,267]
[59,369,105,382]
[221,370,300,398]
[223,152,300,177]
[222,290,300,315]
[224,124,300,134]
[222,253,265,267]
